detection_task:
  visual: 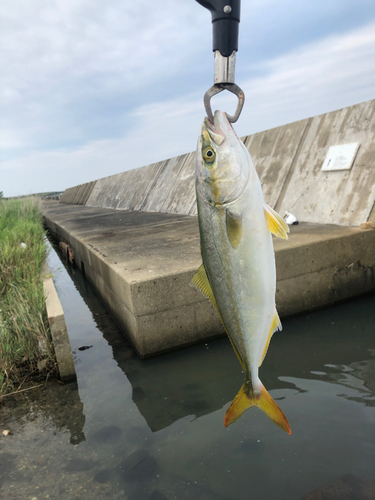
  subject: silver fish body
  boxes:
[193,110,291,432]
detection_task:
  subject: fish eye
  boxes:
[203,147,215,163]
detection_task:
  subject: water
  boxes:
[1,243,375,500]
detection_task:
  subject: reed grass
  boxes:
[0,198,56,396]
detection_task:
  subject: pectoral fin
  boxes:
[190,263,245,371]
[226,210,243,249]
[264,204,289,239]
[259,309,282,367]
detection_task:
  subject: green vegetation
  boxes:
[0,198,56,396]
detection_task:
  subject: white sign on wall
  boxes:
[321,143,360,171]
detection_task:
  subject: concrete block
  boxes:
[42,202,375,358]
[275,225,375,316]
[43,265,76,381]
[131,269,202,317]
[135,300,224,357]
[274,224,374,280]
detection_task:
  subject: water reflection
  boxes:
[325,359,375,407]
[51,239,375,432]
[62,252,300,432]
[0,238,374,500]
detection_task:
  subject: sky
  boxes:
[1,0,375,197]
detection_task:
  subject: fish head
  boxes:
[196,110,251,207]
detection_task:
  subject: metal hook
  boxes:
[203,83,245,123]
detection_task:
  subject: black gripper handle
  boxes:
[196,0,240,57]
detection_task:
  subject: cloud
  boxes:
[2,0,374,160]
[234,21,375,137]
[1,6,375,196]
[0,0,209,158]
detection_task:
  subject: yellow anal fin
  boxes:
[190,263,245,371]
[264,203,289,239]
[258,309,282,367]
[224,381,291,435]
[226,332,246,373]
[226,210,243,249]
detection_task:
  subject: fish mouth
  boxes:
[204,116,216,131]
[204,110,229,132]
[203,112,227,146]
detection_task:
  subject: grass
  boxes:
[0,198,57,397]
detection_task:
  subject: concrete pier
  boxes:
[43,201,375,358]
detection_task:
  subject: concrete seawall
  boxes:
[61,181,97,205]
[61,99,375,226]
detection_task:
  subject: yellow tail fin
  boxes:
[224,382,291,434]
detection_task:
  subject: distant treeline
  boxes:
[3,191,63,200]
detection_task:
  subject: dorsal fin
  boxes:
[264,203,289,239]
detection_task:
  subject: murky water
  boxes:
[1,243,375,500]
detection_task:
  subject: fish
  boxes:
[191,110,291,434]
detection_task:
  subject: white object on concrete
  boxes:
[321,143,360,172]
[284,212,298,225]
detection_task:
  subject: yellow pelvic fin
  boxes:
[224,381,291,435]
[190,263,245,371]
[259,309,282,367]
[264,203,289,239]
[226,210,243,249]
[190,263,219,311]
